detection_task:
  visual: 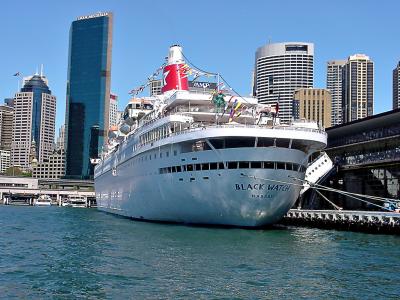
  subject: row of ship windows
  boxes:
[159,161,307,174]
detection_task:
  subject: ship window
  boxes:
[257,138,274,147]
[171,166,176,173]
[182,165,187,172]
[228,162,237,169]
[218,162,225,170]
[210,163,218,170]
[276,139,290,148]
[166,151,169,157]
[190,178,195,182]
[264,162,274,169]
[239,162,249,168]
[176,166,182,172]
[174,150,177,156]
[203,176,209,180]
[160,153,162,158]
[286,163,293,171]
[276,162,285,170]
[179,178,183,181]
[195,164,201,171]
[251,161,262,168]
[168,167,172,173]
[202,163,209,170]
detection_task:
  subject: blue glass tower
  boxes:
[65,12,113,179]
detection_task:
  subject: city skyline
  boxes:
[1,0,400,133]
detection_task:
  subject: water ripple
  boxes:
[0,206,399,299]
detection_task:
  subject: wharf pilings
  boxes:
[281,209,400,234]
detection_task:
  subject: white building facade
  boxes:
[109,93,118,127]
[254,42,314,124]
[0,150,11,173]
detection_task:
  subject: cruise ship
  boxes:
[94,45,328,227]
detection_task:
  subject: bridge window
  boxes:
[239,162,250,168]
[251,161,262,168]
[228,162,238,169]
[210,163,218,170]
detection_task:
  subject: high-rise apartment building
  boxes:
[327,60,346,126]
[254,42,314,123]
[393,62,400,109]
[0,150,10,174]
[293,88,332,128]
[0,104,13,150]
[342,54,374,123]
[109,93,118,127]
[11,74,56,170]
[65,12,113,179]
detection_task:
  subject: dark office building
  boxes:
[393,62,400,109]
[65,12,113,179]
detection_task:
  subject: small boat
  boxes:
[65,195,87,208]
[34,195,52,206]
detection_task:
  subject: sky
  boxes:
[1,0,399,135]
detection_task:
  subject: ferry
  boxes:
[63,195,87,208]
[94,45,328,227]
[34,195,52,206]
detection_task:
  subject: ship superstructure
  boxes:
[94,45,327,227]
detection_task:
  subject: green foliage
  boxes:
[4,166,32,177]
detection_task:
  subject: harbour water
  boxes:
[1,206,399,299]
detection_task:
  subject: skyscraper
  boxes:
[254,42,314,123]
[11,74,56,170]
[65,12,113,179]
[0,104,13,150]
[109,93,118,127]
[327,60,346,126]
[393,62,400,109]
[342,54,374,123]
[56,124,65,151]
[0,103,13,173]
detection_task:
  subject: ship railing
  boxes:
[169,106,254,116]
[111,120,327,158]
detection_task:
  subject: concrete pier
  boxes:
[281,209,400,234]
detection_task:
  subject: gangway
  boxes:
[301,152,334,195]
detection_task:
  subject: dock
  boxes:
[0,176,96,207]
[281,209,400,234]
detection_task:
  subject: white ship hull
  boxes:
[95,143,315,227]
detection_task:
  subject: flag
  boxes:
[13,72,20,76]
[234,101,242,111]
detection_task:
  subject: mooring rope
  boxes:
[240,172,396,212]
